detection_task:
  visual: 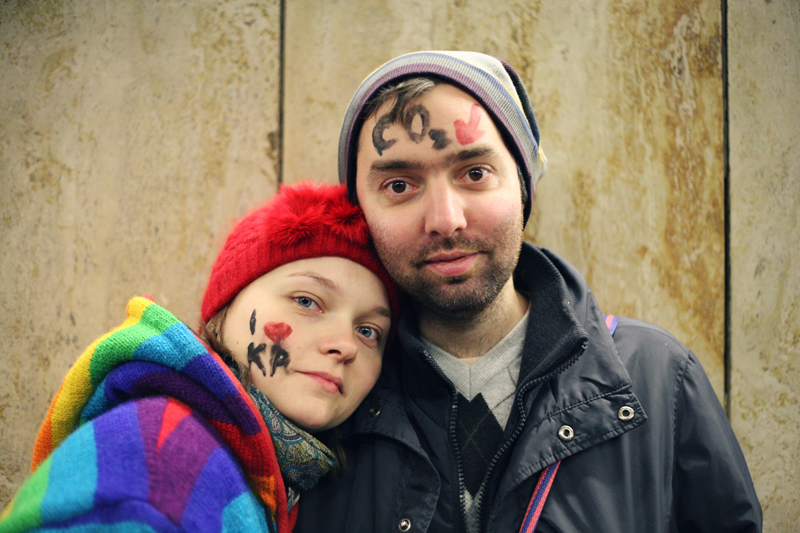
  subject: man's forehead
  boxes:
[357,83,498,159]
[367,83,482,123]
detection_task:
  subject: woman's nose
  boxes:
[319,323,359,363]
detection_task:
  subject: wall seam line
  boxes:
[721,0,732,418]
[277,0,286,185]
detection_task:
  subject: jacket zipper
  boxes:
[476,339,588,532]
[417,346,468,533]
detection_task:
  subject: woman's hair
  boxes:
[198,306,347,473]
[199,305,252,390]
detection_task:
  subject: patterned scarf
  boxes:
[235,370,338,511]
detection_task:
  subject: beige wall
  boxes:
[1,0,798,528]
[728,1,800,530]
[285,0,728,396]
[0,0,282,503]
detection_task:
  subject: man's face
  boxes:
[355,84,524,318]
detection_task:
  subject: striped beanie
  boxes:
[338,51,544,224]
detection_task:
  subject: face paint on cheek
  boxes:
[263,322,292,376]
[372,114,397,156]
[248,342,268,376]
[270,344,290,377]
[454,103,486,145]
[264,322,292,342]
[249,310,256,336]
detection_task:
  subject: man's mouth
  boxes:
[423,251,479,277]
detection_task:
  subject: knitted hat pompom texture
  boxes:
[338,50,545,225]
[201,182,400,326]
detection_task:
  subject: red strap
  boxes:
[519,461,560,533]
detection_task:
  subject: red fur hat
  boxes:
[201,182,400,328]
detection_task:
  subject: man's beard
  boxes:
[372,219,523,320]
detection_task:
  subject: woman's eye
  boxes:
[356,325,381,342]
[294,296,316,309]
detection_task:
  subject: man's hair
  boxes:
[360,76,440,129]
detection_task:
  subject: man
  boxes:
[295,51,761,532]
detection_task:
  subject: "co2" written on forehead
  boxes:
[371,103,486,156]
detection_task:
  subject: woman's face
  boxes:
[222,256,391,432]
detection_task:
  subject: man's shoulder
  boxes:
[611,316,694,363]
[608,316,717,409]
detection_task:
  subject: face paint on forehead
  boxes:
[372,114,396,156]
[371,103,454,156]
[404,105,429,143]
[454,103,486,146]
[429,129,451,150]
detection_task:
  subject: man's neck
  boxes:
[416,279,529,359]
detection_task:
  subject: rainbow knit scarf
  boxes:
[0,296,292,532]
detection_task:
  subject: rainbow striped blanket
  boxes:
[0,296,293,532]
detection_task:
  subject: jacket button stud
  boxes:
[618,406,635,421]
[398,518,411,531]
[368,406,381,418]
[558,425,574,442]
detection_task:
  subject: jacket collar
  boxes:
[393,243,591,427]
[342,244,645,467]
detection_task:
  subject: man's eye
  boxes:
[388,180,408,194]
[466,167,487,182]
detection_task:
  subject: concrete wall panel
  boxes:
[0,0,281,505]
[728,0,800,529]
[283,0,726,397]
[2,0,798,526]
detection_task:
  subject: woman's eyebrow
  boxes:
[289,272,391,320]
[287,271,341,293]
[366,305,392,320]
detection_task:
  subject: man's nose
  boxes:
[423,182,467,237]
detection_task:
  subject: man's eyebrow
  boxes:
[444,146,495,166]
[287,271,342,293]
[369,159,426,174]
[367,146,497,177]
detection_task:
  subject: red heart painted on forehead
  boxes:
[454,103,486,146]
[264,322,292,342]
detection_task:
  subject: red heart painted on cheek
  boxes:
[264,322,292,342]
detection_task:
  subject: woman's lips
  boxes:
[301,371,343,394]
